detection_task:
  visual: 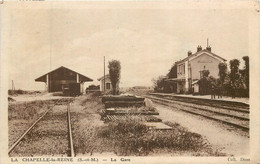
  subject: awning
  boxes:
[165,77,186,82]
[192,80,199,85]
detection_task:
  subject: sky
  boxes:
[3,1,251,91]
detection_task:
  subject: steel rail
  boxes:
[145,95,249,121]
[67,102,75,157]
[147,96,249,131]
[149,93,249,113]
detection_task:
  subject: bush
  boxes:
[8,89,41,95]
[80,92,102,106]
[8,89,27,95]
[152,76,173,93]
[8,97,16,102]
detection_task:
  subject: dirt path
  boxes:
[154,103,249,156]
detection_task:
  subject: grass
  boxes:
[128,105,157,112]
[71,93,217,156]
[8,100,57,120]
[11,105,69,156]
[80,91,102,106]
[8,97,16,102]
[8,100,55,149]
[98,118,213,156]
[127,88,153,96]
[8,98,72,120]
[8,98,71,150]
[70,93,106,155]
[9,100,49,120]
[9,92,219,156]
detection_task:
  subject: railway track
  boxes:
[149,93,249,113]
[8,98,75,157]
[145,95,249,132]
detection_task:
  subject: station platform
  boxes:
[149,92,249,106]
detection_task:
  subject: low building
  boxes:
[97,74,112,92]
[167,45,226,94]
[98,74,119,92]
[35,66,93,94]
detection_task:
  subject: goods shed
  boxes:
[35,66,93,94]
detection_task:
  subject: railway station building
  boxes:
[167,45,226,94]
[35,66,93,93]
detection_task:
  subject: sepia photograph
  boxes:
[0,0,259,163]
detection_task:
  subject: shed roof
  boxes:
[35,66,93,82]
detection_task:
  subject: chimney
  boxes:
[197,45,202,52]
[206,46,211,52]
[188,51,192,56]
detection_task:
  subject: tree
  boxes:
[229,59,241,98]
[167,63,177,78]
[242,56,249,96]
[152,76,169,92]
[229,59,240,82]
[198,70,211,95]
[152,77,163,92]
[218,62,228,85]
[201,70,210,78]
[108,60,121,95]
[165,63,177,93]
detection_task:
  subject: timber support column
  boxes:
[185,61,189,92]
[76,74,79,83]
[46,74,49,92]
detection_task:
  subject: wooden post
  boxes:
[76,74,79,83]
[46,74,49,92]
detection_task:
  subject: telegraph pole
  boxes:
[104,56,106,92]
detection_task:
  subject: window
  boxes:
[106,83,111,90]
[178,64,185,75]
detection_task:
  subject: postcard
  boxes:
[0,0,259,163]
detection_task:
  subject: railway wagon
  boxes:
[63,83,83,96]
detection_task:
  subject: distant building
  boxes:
[98,74,112,92]
[35,66,93,93]
[98,74,119,92]
[167,45,226,94]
